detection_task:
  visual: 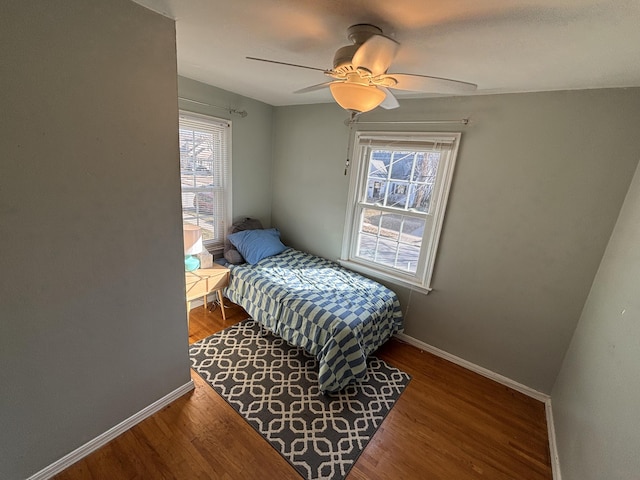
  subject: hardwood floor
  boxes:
[55,302,552,479]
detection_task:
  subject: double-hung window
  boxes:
[179,111,231,252]
[341,131,461,292]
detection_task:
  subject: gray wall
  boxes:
[272,89,640,393]
[0,2,189,479]
[1,2,637,476]
[272,103,351,253]
[551,162,640,479]
[177,77,274,228]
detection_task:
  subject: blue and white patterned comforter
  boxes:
[224,248,404,393]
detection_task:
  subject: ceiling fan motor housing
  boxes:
[333,24,383,74]
[347,24,383,44]
[333,45,359,71]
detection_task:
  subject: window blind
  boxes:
[179,111,231,251]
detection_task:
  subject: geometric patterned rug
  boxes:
[189,319,411,480]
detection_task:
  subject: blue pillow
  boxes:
[226,228,287,265]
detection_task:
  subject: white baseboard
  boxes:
[394,333,561,479]
[545,398,562,480]
[28,380,195,480]
[394,332,549,400]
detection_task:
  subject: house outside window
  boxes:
[179,111,231,252]
[341,131,461,292]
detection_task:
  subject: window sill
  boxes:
[206,246,224,256]
[338,259,433,295]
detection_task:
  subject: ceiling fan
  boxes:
[247,23,477,114]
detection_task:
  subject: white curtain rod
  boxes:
[178,97,248,118]
[349,118,469,126]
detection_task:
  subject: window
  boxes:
[341,131,461,292]
[179,111,231,251]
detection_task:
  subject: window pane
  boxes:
[362,207,381,234]
[185,189,221,244]
[366,179,386,204]
[407,183,435,213]
[401,216,425,245]
[390,151,414,181]
[367,150,390,205]
[356,207,424,274]
[396,243,421,273]
[386,183,409,209]
[412,152,439,181]
[366,149,442,213]
[357,232,378,262]
[408,152,440,213]
[379,212,401,242]
[368,152,389,178]
[372,237,399,269]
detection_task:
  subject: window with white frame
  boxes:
[179,111,231,252]
[341,131,461,292]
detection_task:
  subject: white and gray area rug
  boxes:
[189,319,411,480]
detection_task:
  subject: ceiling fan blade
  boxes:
[379,88,400,110]
[352,35,399,76]
[294,81,337,94]
[389,73,477,94]
[246,56,328,73]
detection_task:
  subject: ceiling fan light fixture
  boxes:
[329,82,386,113]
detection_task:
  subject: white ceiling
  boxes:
[133,0,640,106]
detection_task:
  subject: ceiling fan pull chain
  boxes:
[344,120,355,175]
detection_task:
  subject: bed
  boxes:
[223,241,404,393]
